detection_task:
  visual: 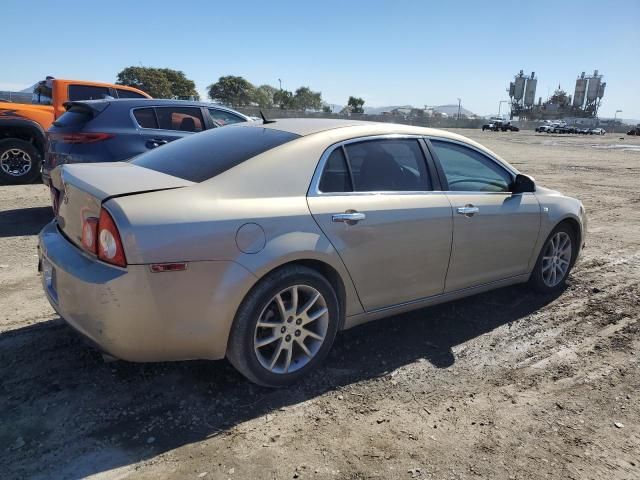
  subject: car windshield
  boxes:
[130,125,300,182]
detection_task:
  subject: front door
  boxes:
[429,139,541,292]
[307,138,453,311]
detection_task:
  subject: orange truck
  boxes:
[0,77,150,184]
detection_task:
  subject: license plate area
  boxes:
[42,257,59,304]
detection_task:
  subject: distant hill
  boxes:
[361,104,476,116]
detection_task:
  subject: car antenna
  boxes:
[260,110,276,124]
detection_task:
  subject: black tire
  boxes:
[529,224,577,294]
[227,265,340,387]
[0,138,41,184]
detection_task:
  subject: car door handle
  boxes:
[456,205,479,216]
[332,212,366,224]
[146,139,168,149]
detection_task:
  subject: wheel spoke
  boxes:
[283,345,293,373]
[290,286,299,315]
[296,338,312,358]
[255,335,280,348]
[269,339,285,369]
[274,293,287,319]
[302,306,328,326]
[257,321,279,329]
[299,291,320,315]
[304,330,324,342]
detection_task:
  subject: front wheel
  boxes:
[529,225,576,293]
[227,265,340,387]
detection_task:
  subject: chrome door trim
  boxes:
[307,134,435,197]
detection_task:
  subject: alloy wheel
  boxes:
[0,148,32,177]
[254,284,329,374]
[541,231,572,287]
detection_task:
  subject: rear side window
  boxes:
[319,148,351,193]
[68,85,111,101]
[346,139,431,191]
[208,108,245,126]
[133,108,158,129]
[131,126,300,182]
[116,88,147,99]
[155,107,204,132]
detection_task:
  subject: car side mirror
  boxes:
[511,174,535,193]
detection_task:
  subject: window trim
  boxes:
[130,106,205,132]
[308,134,437,197]
[426,136,518,194]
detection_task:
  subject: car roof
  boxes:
[71,98,246,113]
[239,117,478,143]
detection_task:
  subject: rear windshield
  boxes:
[131,125,299,182]
[53,107,92,127]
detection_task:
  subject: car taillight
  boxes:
[48,132,114,144]
[50,186,60,215]
[81,217,99,253]
[97,208,127,267]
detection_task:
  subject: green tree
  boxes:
[159,68,199,100]
[273,89,295,109]
[293,86,323,111]
[208,76,255,107]
[322,103,332,113]
[116,67,173,98]
[252,84,278,109]
[348,96,365,114]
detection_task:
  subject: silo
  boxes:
[573,74,587,108]
[524,76,537,106]
[509,82,515,98]
[597,82,606,99]
[586,70,600,103]
[514,75,526,101]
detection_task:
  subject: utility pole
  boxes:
[613,109,622,133]
[498,100,510,118]
[457,98,461,120]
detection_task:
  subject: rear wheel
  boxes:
[0,139,41,184]
[227,265,340,387]
[529,225,576,293]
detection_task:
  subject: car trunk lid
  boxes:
[50,162,193,249]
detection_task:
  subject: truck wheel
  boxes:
[0,139,41,184]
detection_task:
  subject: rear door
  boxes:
[133,106,205,151]
[307,136,453,312]
[428,138,540,292]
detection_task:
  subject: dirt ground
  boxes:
[1,130,639,480]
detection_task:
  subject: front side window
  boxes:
[68,85,111,101]
[345,139,430,192]
[208,108,245,126]
[155,107,204,132]
[431,140,512,192]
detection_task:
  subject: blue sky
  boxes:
[2,0,639,119]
